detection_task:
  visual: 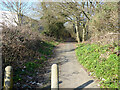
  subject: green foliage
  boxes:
[25,62,39,71]
[42,21,70,40]
[13,62,38,83]
[13,68,23,83]
[76,43,119,88]
[38,41,57,56]
[40,2,72,40]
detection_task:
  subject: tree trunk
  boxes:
[82,26,85,42]
[75,19,80,43]
[82,23,86,42]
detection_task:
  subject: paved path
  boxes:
[52,42,100,89]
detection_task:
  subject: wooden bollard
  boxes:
[4,66,13,90]
[51,64,58,89]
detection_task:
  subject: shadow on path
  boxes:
[64,38,77,42]
[74,80,94,90]
[58,48,76,53]
[42,80,94,90]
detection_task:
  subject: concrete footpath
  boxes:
[53,42,100,89]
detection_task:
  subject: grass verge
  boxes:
[75,43,119,88]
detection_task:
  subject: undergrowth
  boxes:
[13,41,58,86]
[75,43,119,88]
[2,25,59,88]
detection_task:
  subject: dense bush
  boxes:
[76,43,119,88]
[2,25,41,67]
[2,25,58,88]
[42,21,71,40]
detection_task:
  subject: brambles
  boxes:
[2,25,58,88]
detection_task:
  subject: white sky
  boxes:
[5,0,119,2]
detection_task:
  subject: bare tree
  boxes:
[0,0,31,26]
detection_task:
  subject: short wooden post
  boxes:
[4,66,13,90]
[51,64,58,90]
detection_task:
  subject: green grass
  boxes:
[38,41,58,56]
[75,43,119,88]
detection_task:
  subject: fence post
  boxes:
[51,64,59,90]
[4,66,13,90]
